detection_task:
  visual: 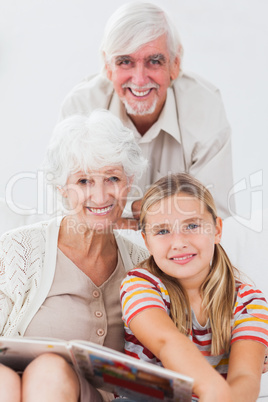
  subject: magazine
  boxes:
[0,337,193,401]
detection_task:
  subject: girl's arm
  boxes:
[227,340,266,402]
[129,307,232,402]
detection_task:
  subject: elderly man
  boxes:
[59,2,234,228]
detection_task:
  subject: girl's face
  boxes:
[142,193,222,289]
[59,165,132,232]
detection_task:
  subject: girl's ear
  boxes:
[141,231,151,253]
[214,217,223,244]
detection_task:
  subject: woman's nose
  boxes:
[90,184,109,205]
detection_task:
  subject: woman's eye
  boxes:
[108,176,119,182]
[78,179,89,185]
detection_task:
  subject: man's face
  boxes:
[106,34,180,123]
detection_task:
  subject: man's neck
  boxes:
[128,112,159,136]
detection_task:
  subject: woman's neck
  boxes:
[58,216,114,253]
[57,216,118,286]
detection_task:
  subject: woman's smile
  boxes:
[85,204,114,216]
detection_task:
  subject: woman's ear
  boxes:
[214,217,223,244]
[57,185,68,198]
[127,175,134,192]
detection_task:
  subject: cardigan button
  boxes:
[97,328,105,337]
[95,311,103,318]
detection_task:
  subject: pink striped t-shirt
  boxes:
[120,268,268,376]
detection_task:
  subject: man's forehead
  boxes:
[113,35,170,59]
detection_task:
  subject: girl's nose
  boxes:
[171,232,188,250]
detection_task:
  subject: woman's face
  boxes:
[60,165,132,232]
[142,193,222,289]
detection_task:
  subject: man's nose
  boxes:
[132,62,148,86]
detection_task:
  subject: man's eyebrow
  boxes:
[147,53,167,63]
[114,55,132,63]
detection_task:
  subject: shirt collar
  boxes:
[109,87,181,144]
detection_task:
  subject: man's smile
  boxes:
[86,205,114,215]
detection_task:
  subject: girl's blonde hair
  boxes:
[139,173,238,355]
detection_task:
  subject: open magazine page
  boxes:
[70,340,193,402]
[0,337,73,372]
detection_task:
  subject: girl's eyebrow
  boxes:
[148,223,171,234]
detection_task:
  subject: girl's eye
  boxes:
[187,223,199,230]
[157,229,170,235]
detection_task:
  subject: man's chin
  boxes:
[122,99,157,117]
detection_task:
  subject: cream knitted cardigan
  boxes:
[0,217,149,336]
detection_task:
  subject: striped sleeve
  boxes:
[231,283,268,346]
[120,268,170,327]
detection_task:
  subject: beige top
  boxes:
[25,248,125,353]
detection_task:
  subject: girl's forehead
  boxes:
[144,194,213,225]
[149,193,204,213]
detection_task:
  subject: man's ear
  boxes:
[170,54,181,81]
[214,217,223,244]
[104,53,113,81]
[105,64,113,81]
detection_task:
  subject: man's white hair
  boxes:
[100,2,183,67]
[43,109,147,188]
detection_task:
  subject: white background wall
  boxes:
[1,0,268,220]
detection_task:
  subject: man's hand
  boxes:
[115,217,139,231]
[131,199,142,220]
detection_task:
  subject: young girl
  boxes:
[120,173,268,401]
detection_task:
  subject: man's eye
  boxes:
[116,59,132,66]
[150,59,161,65]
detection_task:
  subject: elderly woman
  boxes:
[0,110,148,402]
